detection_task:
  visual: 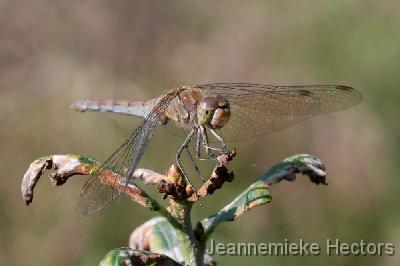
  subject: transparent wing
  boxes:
[76,91,179,216]
[76,175,119,217]
[196,83,362,141]
[163,118,191,139]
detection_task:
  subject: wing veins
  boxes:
[76,90,179,216]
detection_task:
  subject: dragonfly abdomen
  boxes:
[71,98,162,118]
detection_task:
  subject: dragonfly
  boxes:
[71,83,362,216]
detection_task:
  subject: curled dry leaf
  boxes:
[194,165,234,199]
[20,154,168,208]
[158,151,236,201]
[259,154,327,185]
[189,149,236,201]
[157,164,193,201]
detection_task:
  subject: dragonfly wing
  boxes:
[76,175,119,217]
[163,118,192,139]
[76,90,179,216]
[196,83,362,141]
[217,105,312,141]
[76,116,159,217]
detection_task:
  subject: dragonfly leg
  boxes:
[176,130,199,198]
[196,126,209,160]
[201,145,224,153]
[196,128,202,159]
[201,126,212,156]
[196,126,217,160]
[209,129,227,151]
[185,147,205,183]
[177,126,205,182]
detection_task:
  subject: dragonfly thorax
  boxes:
[197,95,230,129]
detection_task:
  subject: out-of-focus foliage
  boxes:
[1,0,399,265]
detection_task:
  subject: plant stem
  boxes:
[156,203,183,231]
[168,199,204,266]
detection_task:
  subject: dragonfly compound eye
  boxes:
[197,96,230,129]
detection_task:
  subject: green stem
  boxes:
[155,203,183,231]
[168,200,204,266]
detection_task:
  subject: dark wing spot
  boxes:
[297,90,313,96]
[336,85,353,91]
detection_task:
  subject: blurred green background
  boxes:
[1,0,399,265]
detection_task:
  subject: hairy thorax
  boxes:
[163,88,231,130]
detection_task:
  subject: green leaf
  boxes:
[130,217,185,263]
[130,217,216,266]
[200,154,326,240]
[200,179,272,240]
[99,247,181,266]
[150,217,185,262]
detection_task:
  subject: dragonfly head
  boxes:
[197,96,230,129]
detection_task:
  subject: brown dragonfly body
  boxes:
[73,86,217,129]
[72,83,362,216]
